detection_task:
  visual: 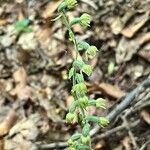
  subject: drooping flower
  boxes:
[98,117,109,127]
[96,98,106,109]
[86,45,98,59]
[80,13,91,28]
[66,112,76,123]
[65,0,77,9]
[81,64,93,76]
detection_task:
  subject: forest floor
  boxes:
[0,0,150,150]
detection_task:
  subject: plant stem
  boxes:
[61,11,86,119]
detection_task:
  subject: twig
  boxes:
[140,139,150,150]
[121,116,140,150]
[39,142,68,150]
[80,0,98,10]
[92,120,140,142]
[90,78,150,136]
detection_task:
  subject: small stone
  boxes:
[18,32,38,50]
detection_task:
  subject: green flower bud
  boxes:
[68,139,74,145]
[72,82,87,94]
[58,2,66,12]
[66,112,76,123]
[82,123,90,137]
[69,30,75,41]
[65,0,77,9]
[71,133,81,141]
[69,101,78,113]
[96,98,106,109]
[80,135,91,145]
[75,73,84,83]
[86,115,99,123]
[78,41,90,50]
[80,13,91,28]
[73,59,85,69]
[86,46,98,59]
[108,61,115,75]
[78,96,89,108]
[81,64,93,76]
[68,67,75,79]
[68,139,77,149]
[98,117,109,127]
[69,147,76,150]
[76,144,89,150]
[70,17,81,26]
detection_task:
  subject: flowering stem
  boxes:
[61,11,86,119]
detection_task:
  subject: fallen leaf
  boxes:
[0,19,8,25]
[111,10,136,35]
[115,37,139,64]
[42,0,63,18]
[36,27,51,49]
[0,139,4,150]
[139,32,150,45]
[121,12,149,38]
[66,95,74,109]
[98,83,125,99]
[122,136,132,150]
[0,110,17,137]
[10,67,35,100]
[140,108,150,125]
[94,140,106,150]
[13,67,27,86]
[116,32,150,64]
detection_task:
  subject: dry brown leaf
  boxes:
[94,140,106,150]
[0,19,8,25]
[115,37,139,64]
[138,49,150,62]
[0,139,4,150]
[140,108,150,124]
[10,67,35,100]
[42,0,63,18]
[139,32,150,45]
[13,67,27,85]
[11,85,35,100]
[111,10,135,35]
[0,110,17,137]
[121,12,149,38]
[66,95,74,109]
[122,136,132,150]
[98,83,125,99]
[36,27,51,48]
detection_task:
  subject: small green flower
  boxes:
[68,139,74,145]
[80,13,91,28]
[72,82,87,94]
[80,135,91,144]
[65,0,77,9]
[78,96,89,108]
[86,46,98,59]
[81,64,93,76]
[66,112,76,123]
[98,117,109,127]
[96,98,106,109]
[68,139,77,149]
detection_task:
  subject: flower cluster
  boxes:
[56,1,109,149]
